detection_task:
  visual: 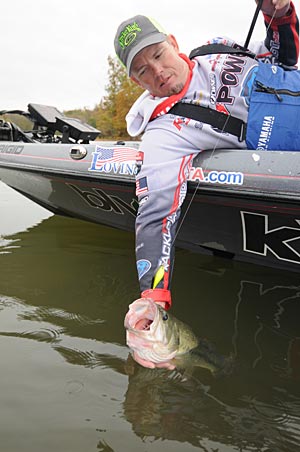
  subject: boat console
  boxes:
[0,103,100,144]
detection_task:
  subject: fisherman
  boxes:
[114,1,299,329]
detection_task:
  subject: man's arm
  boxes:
[261,1,299,67]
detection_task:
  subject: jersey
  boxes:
[126,3,299,306]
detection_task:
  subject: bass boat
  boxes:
[0,103,300,273]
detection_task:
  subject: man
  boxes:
[114,1,298,334]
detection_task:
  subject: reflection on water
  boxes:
[124,360,300,451]
[0,181,53,235]
[0,186,300,451]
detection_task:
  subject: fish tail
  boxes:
[214,353,235,377]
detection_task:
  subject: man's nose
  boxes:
[151,62,164,77]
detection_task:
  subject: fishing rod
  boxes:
[244,0,264,49]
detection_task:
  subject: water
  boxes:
[0,181,300,452]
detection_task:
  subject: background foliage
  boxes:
[65,56,144,140]
[1,57,143,141]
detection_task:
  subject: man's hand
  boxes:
[132,351,176,370]
[257,0,291,17]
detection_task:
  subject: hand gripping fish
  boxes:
[124,298,233,373]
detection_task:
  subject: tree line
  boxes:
[65,56,144,141]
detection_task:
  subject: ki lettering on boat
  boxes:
[0,144,24,154]
[67,184,138,216]
[89,145,143,176]
[241,211,300,265]
[189,167,244,185]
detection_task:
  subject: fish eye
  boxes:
[162,313,168,321]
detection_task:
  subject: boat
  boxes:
[1,103,300,273]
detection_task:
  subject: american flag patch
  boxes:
[91,145,142,169]
[136,177,148,196]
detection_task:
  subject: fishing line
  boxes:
[171,4,277,246]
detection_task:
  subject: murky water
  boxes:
[0,181,300,452]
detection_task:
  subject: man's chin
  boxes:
[154,85,183,98]
[165,83,185,97]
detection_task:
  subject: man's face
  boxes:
[130,36,189,98]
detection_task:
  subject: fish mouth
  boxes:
[124,298,157,332]
[134,318,153,330]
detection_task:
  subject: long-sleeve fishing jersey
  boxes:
[126,3,299,308]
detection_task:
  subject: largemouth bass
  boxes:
[124,298,233,373]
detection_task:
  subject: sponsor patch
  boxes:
[137,259,151,280]
[256,116,275,150]
[136,176,148,196]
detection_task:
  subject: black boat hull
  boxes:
[1,142,300,273]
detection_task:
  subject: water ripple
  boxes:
[53,345,107,368]
[0,237,20,254]
[249,397,290,425]
[0,294,25,309]
[239,394,300,452]
[0,327,62,343]
[64,380,84,395]
[19,306,104,327]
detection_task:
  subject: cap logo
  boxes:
[118,22,142,49]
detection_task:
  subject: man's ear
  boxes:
[167,34,180,53]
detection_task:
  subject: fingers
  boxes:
[155,362,176,370]
[132,352,176,370]
[273,0,289,10]
[132,352,156,368]
[259,0,290,17]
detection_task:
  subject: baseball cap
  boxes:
[114,15,167,75]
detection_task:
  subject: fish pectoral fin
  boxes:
[191,349,235,377]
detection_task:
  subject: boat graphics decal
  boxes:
[189,166,244,185]
[241,211,300,265]
[89,145,143,176]
[0,144,24,154]
[68,184,138,216]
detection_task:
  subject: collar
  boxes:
[150,54,195,121]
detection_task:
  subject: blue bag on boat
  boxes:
[246,62,300,151]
